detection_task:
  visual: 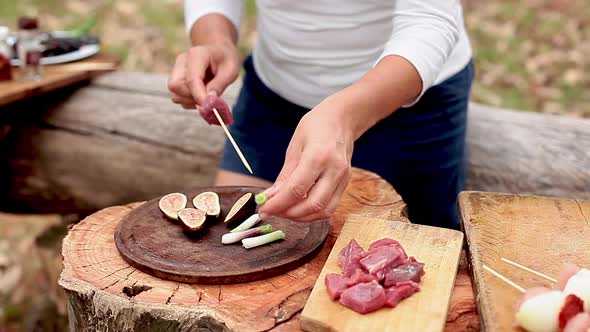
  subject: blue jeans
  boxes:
[221,55,474,229]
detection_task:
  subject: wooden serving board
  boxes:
[300,216,464,332]
[114,186,329,284]
[459,191,590,332]
[0,54,118,107]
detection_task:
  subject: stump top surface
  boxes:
[115,186,329,284]
[59,168,479,331]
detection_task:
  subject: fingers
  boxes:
[186,47,211,105]
[168,53,192,100]
[294,178,349,222]
[171,92,195,106]
[206,60,239,98]
[260,142,302,201]
[259,150,322,217]
[283,163,351,221]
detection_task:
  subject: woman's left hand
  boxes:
[257,100,355,222]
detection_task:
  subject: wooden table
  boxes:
[59,168,479,331]
[0,54,118,107]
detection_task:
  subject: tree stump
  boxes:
[59,168,477,331]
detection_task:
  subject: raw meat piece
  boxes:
[346,269,377,287]
[383,259,425,287]
[339,281,386,314]
[384,281,420,308]
[199,95,234,126]
[338,239,366,277]
[360,245,405,276]
[325,273,349,301]
[368,238,408,260]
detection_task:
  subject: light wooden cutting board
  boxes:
[459,191,590,332]
[300,215,464,332]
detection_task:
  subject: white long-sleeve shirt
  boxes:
[185,0,472,109]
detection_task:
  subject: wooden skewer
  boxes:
[212,108,253,174]
[501,257,557,283]
[483,264,526,293]
[55,62,117,72]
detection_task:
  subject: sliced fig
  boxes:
[178,208,207,232]
[224,193,255,224]
[193,191,221,218]
[158,193,188,220]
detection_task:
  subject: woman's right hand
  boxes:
[168,40,240,111]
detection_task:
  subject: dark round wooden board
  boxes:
[114,186,330,284]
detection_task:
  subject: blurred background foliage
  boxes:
[1,0,588,116]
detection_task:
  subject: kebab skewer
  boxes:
[483,264,589,332]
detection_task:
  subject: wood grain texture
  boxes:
[300,217,464,332]
[0,54,118,107]
[59,169,418,332]
[115,186,329,284]
[459,191,590,332]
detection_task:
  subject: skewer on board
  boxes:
[483,264,526,293]
[500,257,557,283]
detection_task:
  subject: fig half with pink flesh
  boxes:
[178,208,207,232]
[158,193,188,220]
[193,191,221,218]
[224,192,255,224]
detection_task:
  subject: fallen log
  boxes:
[0,72,588,214]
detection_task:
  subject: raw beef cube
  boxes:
[384,281,420,308]
[383,260,425,287]
[368,238,408,260]
[199,95,234,126]
[338,239,366,277]
[360,246,405,276]
[325,273,349,301]
[346,269,377,287]
[339,281,386,314]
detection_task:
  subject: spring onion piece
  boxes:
[255,193,267,205]
[230,213,260,233]
[242,230,285,249]
[222,225,273,244]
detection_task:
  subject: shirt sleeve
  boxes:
[377,0,461,107]
[184,0,244,34]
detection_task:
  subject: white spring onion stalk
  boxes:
[230,214,260,233]
[222,225,273,245]
[242,230,285,249]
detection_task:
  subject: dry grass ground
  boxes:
[0,0,588,116]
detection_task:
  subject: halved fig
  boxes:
[224,193,255,224]
[178,208,207,232]
[158,193,188,220]
[193,191,221,218]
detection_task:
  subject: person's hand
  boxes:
[258,101,355,221]
[168,41,239,111]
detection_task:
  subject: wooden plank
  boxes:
[459,191,590,332]
[300,216,463,332]
[0,54,118,107]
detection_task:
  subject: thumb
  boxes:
[206,61,239,97]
